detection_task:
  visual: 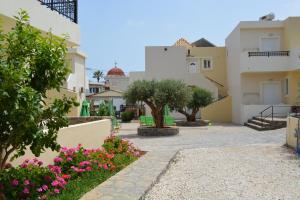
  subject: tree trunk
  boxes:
[151,109,164,128]
[187,114,196,122]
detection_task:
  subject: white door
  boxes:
[262,82,281,104]
[260,37,280,51]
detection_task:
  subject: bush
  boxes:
[0,135,141,199]
[97,103,109,116]
[121,111,134,122]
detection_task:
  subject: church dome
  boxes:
[107,66,125,76]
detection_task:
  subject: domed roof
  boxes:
[107,67,125,76]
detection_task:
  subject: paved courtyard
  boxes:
[118,123,285,151]
[82,123,300,200]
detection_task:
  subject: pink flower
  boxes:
[23,187,29,194]
[86,166,92,171]
[48,165,62,174]
[51,180,59,187]
[54,188,60,194]
[38,161,43,166]
[103,164,108,170]
[54,157,63,163]
[67,157,72,162]
[11,179,19,186]
[23,180,30,186]
[37,187,43,193]
[62,174,71,180]
[42,185,48,191]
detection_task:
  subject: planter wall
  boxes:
[286,116,299,150]
[138,127,179,136]
[11,119,111,166]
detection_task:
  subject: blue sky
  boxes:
[79,0,300,81]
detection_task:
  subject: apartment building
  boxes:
[132,15,300,125]
[226,17,300,125]
[0,0,87,116]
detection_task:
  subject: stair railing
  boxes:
[258,105,300,128]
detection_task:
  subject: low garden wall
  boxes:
[286,116,299,150]
[11,119,111,166]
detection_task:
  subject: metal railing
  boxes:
[37,0,78,23]
[258,105,300,128]
[248,51,290,57]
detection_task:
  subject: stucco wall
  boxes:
[226,26,242,124]
[0,0,80,46]
[286,116,299,149]
[189,47,228,97]
[145,46,218,99]
[240,28,284,52]
[283,17,300,50]
[11,119,112,166]
[45,88,80,117]
[283,71,300,105]
[201,96,232,123]
[241,72,286,105]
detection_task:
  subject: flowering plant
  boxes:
[0,135,142,199]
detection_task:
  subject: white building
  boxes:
[0,0,87,116]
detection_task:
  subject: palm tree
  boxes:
[93,70,104,83]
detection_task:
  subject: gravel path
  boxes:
[144,145,300,200]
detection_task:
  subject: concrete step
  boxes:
[244,122,269,131]
[248,119,271,127]
[253,117,286,126]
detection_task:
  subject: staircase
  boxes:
[245,116,287,131]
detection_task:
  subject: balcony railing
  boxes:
[38,0,78,23]
[248,51,290,57]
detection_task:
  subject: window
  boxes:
[202,59,212,69]
[188,62,198,73]
[283,78,289,96]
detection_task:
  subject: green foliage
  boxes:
[121,111,134,122]
[97,102,109,116]
[0,10,77,169]
[179,86,213,122]
[124,80,191,128]
[92,70,104,83]
[188,87,213,109]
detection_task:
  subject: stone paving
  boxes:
[81,123,288,200]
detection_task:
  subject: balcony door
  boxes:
[261,81,281,105]
[260,37,280,51]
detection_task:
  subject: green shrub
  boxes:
[121,111,134,122]
[97,103,109,116]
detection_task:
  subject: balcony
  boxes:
[241,51,291,73]
[38,0,78,23]
[248,51,289,57]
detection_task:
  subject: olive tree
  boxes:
[178,86,213,122]
[124,79,191,128]
[0,11,77,170]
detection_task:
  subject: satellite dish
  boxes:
[259,12,275,21]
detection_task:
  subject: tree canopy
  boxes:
[179,86,213,122]
[124,79,191,128]
[0,11,77,169]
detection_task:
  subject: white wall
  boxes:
[241,52,290,72]
[0,0,80,46]
[12,119,111,166]
[145,46,218,98]
[226,26,242,124]
[129,71,145,84]
[66,48,87,105]
[105,76,129,92]
[241,104,290,123]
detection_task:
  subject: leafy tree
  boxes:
[178,86,213,122]
[0,11,78,170]
[93,70,104,83]
[124,80,191,128]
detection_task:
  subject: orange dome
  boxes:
[107,67,125,76]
